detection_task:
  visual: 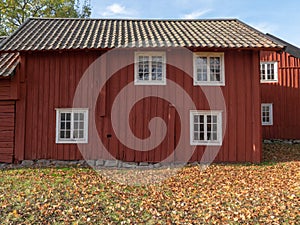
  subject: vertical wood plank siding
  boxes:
[261,51,300,139]
[19,49,261,162]
[0,101,15,162]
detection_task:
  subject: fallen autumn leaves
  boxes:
[0,144,299,224]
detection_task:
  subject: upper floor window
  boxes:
[193,52,225,86]
[56,108,88,143]
[134,52,166,85]
[260,62,278,82]
[190,110,223,146]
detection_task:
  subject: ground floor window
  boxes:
[261,103,273,125]
[190,110,222,145]
[55,108,88,143]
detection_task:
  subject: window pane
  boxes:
[138,56,149,81]
[194,115,199,123]
[207,115,211,123]
[79,130,84,138]
[213,124,217,132]
[66,122,71,129]
[212,115,217,123]
[196,57,207,81]
[200,124,204,132]
[200,132,204,140]
[152,56,163,81]
[73,130,78,138]
[210,57,221,81]
[194,124,199,132]
[74,113,79,120]
[80,122,84,129]
[65,131,71,138]
[200,115,204,123]
[80,113,84,120]
[194,132,199,141]
[213,133,217,140]
[66,113,71,121]
[60,131,65,138]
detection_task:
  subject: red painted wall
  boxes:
[261,51,300,139]
[0,101,15,162]
[0,69,20,162]
[14,49,262,163]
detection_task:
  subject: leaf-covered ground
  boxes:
[0,144,299,224]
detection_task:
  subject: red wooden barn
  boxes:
[260,34,300,140]
[0,18,283,163]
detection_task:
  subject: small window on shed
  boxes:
[261,103,273,126]
[260,62,278,82]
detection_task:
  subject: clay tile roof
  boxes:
[0,36,19,78]
[0,18,283,52]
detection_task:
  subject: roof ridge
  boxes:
[27,17,239,22]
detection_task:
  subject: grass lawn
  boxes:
[0,144,299,224]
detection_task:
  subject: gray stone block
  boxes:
[37,159,51,166]
[283,140,293,144]
[21,160,34,167]
[104,160,118,167]
[96,160,104,167]
[122,162,137,168]
[293,140,300,144]
[0,163,7,169]
[86,160,96,166]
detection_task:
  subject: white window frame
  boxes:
[190,110,223,146]
[134,51,166,85]
[55,108,89,143]
[260,61,278,83]
[193,52,225,86]
[261,103,273,126]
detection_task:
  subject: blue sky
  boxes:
[90,0,300,47]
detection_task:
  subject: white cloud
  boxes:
[181,9,211,19]
[101,3,136,17]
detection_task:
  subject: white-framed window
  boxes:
[260,61,278,82]
[55,108,88,143]
[134,51,166,85]
[193,52,225,86]
[190,110,223,146]
[261,103,273,126]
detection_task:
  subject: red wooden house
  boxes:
[260,34,300,140]
[0,18,282,163]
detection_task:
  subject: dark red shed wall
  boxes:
[0,101,15,162]
[0,70,20,163]
[261,51,300,139]
[16,49,262,163]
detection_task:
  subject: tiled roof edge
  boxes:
[266,33,300,58]
[0,18,32,50]
[234,19,285,49]
[27,17,239,22]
